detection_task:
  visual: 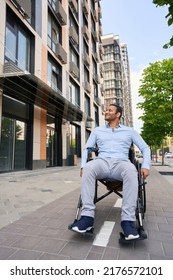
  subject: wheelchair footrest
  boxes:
[119,229,147,244]
[68,223,94,237]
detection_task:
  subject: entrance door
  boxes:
[46,128,55,167]
[0,116,26,172]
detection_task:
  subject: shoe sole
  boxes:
[119,232,147,244]
[71,226,93,233]
[125,234,139,240]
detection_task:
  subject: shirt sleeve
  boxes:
[81,129,97,168]
[132,129,151,170]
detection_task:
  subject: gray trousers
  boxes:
[81,158,138,221]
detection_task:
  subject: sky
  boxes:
[101,0,173,132]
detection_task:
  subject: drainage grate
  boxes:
[41,189,53,192]
[159,172,173,176]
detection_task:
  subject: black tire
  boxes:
[135,160,146,219]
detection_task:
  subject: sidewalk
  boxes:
[0,162,173,260]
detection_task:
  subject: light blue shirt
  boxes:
[81,124,151,169]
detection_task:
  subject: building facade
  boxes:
[0,0,103,172]
[101,34,133,126]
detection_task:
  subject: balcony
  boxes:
[68,0,78,14]
[55,1,67,26]
[92,30,99,42]
[93,52,99,62]
[94,10,98,22]
[83,26,89,42]
[83,0,89,16]
[69,61,79,79]
[83,53,90,67]
[69,26,79,45]
[55,43,67,64]
[94,96,101,106]
[99,25,103,36]
[83,81,91,93]
[85,121,92,128]
[93,74,100,84]
[10,0,31,19]
[100,65,103,77]
[98,6,102,19]
[3,61,23,74]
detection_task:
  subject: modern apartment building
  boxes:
[0,0,103,172]
[101,34,133,126]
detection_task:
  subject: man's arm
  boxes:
[132,129,151,171]
[81,129,97,169]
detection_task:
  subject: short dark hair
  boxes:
[109,104,123,118]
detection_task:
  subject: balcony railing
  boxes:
[83,26,89,42]
[69,26,79,45]
[3,61,23,74]
[69,61,79,79]
[55,1,67,26]
[55,43,67,64]
[83,0,89,16]
[68,0,78,14]
[83,53,90,67]
[83,81,91,93]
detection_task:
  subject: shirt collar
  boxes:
[106,123,121,129]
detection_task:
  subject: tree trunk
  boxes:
[161,135,164,166]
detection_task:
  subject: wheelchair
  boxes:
[69,146,147,243]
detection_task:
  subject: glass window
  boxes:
[5,15,31,72]
[47,13,61,52]
[0,117,26,171]
[69,80,80,108]
[18,30,30,71]
[48,57,62,92]
[85,95,90,116]
[5,26,16,63]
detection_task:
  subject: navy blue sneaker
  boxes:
[70,216,94,233]
[121,221,139,240]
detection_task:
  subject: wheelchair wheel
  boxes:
[135,160,146,220]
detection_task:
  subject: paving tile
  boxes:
[146,215,167,223]
[162,241,173,258]
[38,253,70,260]
[86,251,103,260]
[7,249,42,260]
[18,225,46,236]
[147,230,173,242]
[10,235,44,250]
[156,211,173,218]
[0,223,26,234]
[0,232,23,247]
[102,246,119,259]
[59,241,92,259]
[149,254,173,260]
[118,249,149,260]
[33,238,67,254]
[158,223,173,233]
[134,239,164,257]
[0,246,16,260]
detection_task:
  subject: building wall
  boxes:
[0,0,103,172]
[101,33,133,127]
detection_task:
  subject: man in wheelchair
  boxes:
[69,104,151,241]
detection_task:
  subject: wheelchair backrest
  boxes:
[87,144,135,163]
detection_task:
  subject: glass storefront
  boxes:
[46,114,57,167]
[0,117,26,171]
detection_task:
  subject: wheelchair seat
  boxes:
[69,146,147,243]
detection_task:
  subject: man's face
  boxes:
[104,105,119,121]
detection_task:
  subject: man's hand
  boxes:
[141,168,150,179]
[80,168,83,177]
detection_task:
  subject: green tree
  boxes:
[152,0,173,48]
[137,58,173,164]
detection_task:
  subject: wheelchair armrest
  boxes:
[87,147,99,162]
